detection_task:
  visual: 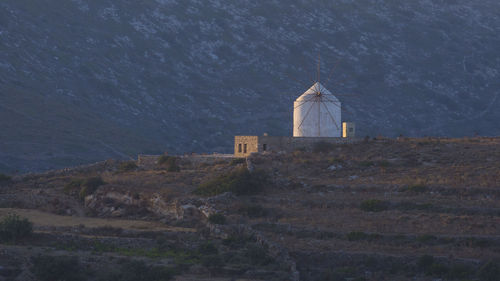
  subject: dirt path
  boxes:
[0,208,195,232]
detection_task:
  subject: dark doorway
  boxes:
[263,144,267,151]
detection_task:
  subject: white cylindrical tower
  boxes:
[293,82,341,137]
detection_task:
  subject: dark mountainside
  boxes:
[1,0,499,172]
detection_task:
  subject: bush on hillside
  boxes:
[118,161,138,172]
[360,199,389,212]
[63,178,84,194]
[0,214,33,243]
[405,184,428,193]
[65,176,105,199]
[157,155,180,172]
[245,244,274,266]
[194,167,268,197]
[198,241,219,255]
[478,260,500,281]
[32,255,88,281]
[312,142,336,153]
[237,204,268,218]
[0,173,11,183]
[98,260,176,281]
[208,213,226,225]
[229,158,246,165]
[79,176,105,200]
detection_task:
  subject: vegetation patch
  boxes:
[63,178,84,194]
[98,260,177,281]
[0,173,11,183]
[405,184,428,193]
[478,260,500,281]
[208,213,226,225]
[313,142,336,153]
[397,201,433,211]
[157,155,181,172]
[32,255,88,281]
[0,214,33,243]
[230,158,246,165]
[194,167,268,196]
[118,161,138,172]
[360,199,389,212]
[64,176,105,199]
[346,231,382,241]
[79,176,105,200]
[237,203,268,218]
[416,234,437,243]
[245,244,274,266]
[358,161,375,167]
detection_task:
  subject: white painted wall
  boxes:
[293,82,342,137]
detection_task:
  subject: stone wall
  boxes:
[137,155,160,168]
[234,135,362,156]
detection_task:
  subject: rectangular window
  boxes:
[349,128,354,132]
[263,144,267,151]
[244,144,247,153]
[238,143,242,153]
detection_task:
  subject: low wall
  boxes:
[137,155,160,168]
[260,136,362,152]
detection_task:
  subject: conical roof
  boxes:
[295,82,339,102]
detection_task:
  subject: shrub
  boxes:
[200,255,224,268]
[237,204,268,218]
[478,260,500,281]
[417,255,434,270]
[208,213,226,225]
[328,158,345,165]
[230,158,246,165]
[312,142,335,153]
[346,231,381,241]
[198,241,218,255]
[118,161,138,172]
[158,156,180,172]
[63,178,84,194]
[245,245,273,266]
[360,199,389,212]
[98,260,176,281]
[0,173,11,183]
[428,263,449,276]
[222,234,254,248]
[194,167,268,196]
[359,161,374,167]
[79,176,105,200]
[378,160,391,167]
[406,184,428,193]
[416,234,437,243]
[448,264,474,279]
[0,214,33,242]
[32,255,87,281]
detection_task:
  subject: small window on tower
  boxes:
[263,144,267,151]
[238,144,242,153]
[349,128,354,132]
[244,144,247,153]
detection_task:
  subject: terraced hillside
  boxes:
[1,137,500,280]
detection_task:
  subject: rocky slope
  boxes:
[2,137,500,280]
[1,0,500,172]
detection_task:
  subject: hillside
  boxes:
[1,0,500,172]
[1,137,500,280]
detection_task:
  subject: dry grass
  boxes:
[0,208,195,232]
